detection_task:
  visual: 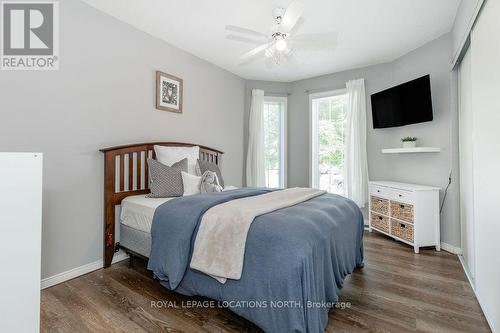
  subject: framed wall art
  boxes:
[156,71,183,113]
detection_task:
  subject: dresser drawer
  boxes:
[391,219,414,243]
[370,196,389,215]
[369,181,440,254]
[391,201,414,222]
[370,185,391,198]
[391,189,414,203]
[371,212,390,233]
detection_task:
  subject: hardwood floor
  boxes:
[41,232,491,332]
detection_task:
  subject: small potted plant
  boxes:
[401,136,418,148]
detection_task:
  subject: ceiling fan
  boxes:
[225,0,338,65]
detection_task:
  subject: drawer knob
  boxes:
[377,190,381,193]
[400,204,405,209]
[399,194,402,197]
[400,223,406,228]
[378,216,383,220]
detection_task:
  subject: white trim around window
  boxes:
[264,95,287,188]
[308,88,347,188]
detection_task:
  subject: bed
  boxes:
[100,142,364,333]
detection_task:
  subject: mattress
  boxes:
[120,224,152,258]
[119,188,238,257]
[119,195,172,258]
[120,194,173,234]
[120,188,238,234]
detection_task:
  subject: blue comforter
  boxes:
[148,188,364,333]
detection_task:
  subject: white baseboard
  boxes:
[458,255,497,333]
[440,242,462,255]
[41,251,129,290]
[458,255,475,291]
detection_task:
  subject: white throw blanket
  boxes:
[190,187,326,283]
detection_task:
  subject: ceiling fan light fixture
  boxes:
[227,0,336,67]
[276,39,287,51]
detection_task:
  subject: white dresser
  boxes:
[368,181,440,253]
[0,153,43,333]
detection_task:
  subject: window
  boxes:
[263,96,287,188]
[310,89,347,195]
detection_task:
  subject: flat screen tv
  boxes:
[371,75,433,129]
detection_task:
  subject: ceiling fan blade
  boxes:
[290,32,338,50]
[287,17,304,37]
[282,0,304,33]
[225,25,267,38]
[226,34,264,45]
[240,43,269,61]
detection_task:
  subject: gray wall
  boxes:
[245,34,460,247]
[0,0,245,279]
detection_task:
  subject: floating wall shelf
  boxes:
[382,147,441,154]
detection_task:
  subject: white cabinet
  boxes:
[0,153,43,333]
[369,181,440,253]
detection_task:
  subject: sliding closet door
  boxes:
[458,48,475,281]
[470,0,500,329]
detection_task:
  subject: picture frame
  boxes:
[156,71,183,113]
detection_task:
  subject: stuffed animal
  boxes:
[200,170,223,193]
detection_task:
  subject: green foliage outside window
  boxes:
[264,103,282,187]
[317,96,346,172]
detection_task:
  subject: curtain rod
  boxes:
[264,92,291,97]
[304,86,346,94]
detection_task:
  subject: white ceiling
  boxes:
[81,0,461,82]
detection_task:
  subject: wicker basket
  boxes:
[371,212,389,233]
[390,201,414,222]
[390,219,414,243]
[370,196,389,215]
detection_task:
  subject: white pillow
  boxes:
[154,145,199,175]
[222,185,238,191]
[181,171,202,196]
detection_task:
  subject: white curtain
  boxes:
[344,79,369,208]
[246,89,266,187]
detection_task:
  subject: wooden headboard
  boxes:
[100,142,223,267]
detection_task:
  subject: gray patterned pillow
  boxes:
[147,158,187,198]
[196,159,224,187]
